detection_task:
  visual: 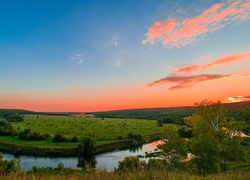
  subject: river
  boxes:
[1,141,162,171]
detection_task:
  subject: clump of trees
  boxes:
[19,128,50,140]
[53,133,69,142]
[139,100,246,176]
[157,119,163,127]
[52,133,80,143]
[0,121,18,136]
[5,115,24,122]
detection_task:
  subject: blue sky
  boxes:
[1,0,250,111]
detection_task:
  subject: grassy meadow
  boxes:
[0,114,164,156]
[10,114,163,143]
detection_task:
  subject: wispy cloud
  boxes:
[148,74,231,90]
[142,0,250,48]
[111,35,120,47]
[71,54,85,64]
[223,95,250,103]
[173,51,250,75]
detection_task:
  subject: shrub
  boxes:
[0,121,18,136]
[5,115,24,122]
[78,136,97,155]
[19,128,49,140]
[53,133,69,142]
[71,135,79,142]
[157,119,163,127]
[115,156,147,173]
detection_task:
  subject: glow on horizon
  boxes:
[0,0,250,112]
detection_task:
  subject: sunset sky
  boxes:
[0,0,250,112]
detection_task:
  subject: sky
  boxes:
[0,0,250,112]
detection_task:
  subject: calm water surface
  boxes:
[2,141,162,171]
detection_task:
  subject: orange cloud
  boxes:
[148,74,231,90]
[173,51,250,75]
[142,0,250,48]
[223,95,250,103]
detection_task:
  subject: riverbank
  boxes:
[0,133,162,157]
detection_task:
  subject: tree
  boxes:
[157,125,188,171]
[184,100,246,175]
[57,162,64,171]
[159,125,188,157]
[78,136,97,155]
[157,119,163,127]
[52,133,68,142]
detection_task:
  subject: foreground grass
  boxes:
[1,170,250,180]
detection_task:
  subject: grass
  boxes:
[1,169,250,180]
[0,114,164,156]
[11,115,163,142]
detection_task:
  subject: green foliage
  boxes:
[78,136,97,155]
[71,135,79,142]
[0,121,18,136]
[10,115,163,142]
[158,125,188,157]
[116,156,146,173]
[57,162,64,171]
[185,100,246,175]
[19,128,50,140]
[0,152,20,175]
[5,115,24,122]
[127,132,142,141]
[243,124,250,135]
[32,166,39,173]
[178,127,193,138]
[94,107,195,124]
[53,133,69,142]
[157,119,163,127]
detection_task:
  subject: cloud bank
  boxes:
[148,50,250,90]
[173,51,250,75]
[142,0,250,48]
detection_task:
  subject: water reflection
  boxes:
[2,140,162,171]
[128,145,143,152]
[77,156,97,169]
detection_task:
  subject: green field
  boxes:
[0,114,164,156]
[11,114,163,142]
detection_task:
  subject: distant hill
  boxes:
[1,101,249,124]
[92,106,195,124]
[0,109,35,118]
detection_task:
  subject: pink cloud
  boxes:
[174,51,250,75]
[148,74,231,90]
[142,0,250,48]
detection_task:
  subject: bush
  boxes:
[57,162,64,171]
[115,156,147,173]
[0,121,18,136]
[178,127,193,138]
[157,119,163,127]
[127,133,142,141]
[71,135,79,142]
[53,133,69,142]
[78,136,97,155]
[19,128,50,140]
[5,115,24,122]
